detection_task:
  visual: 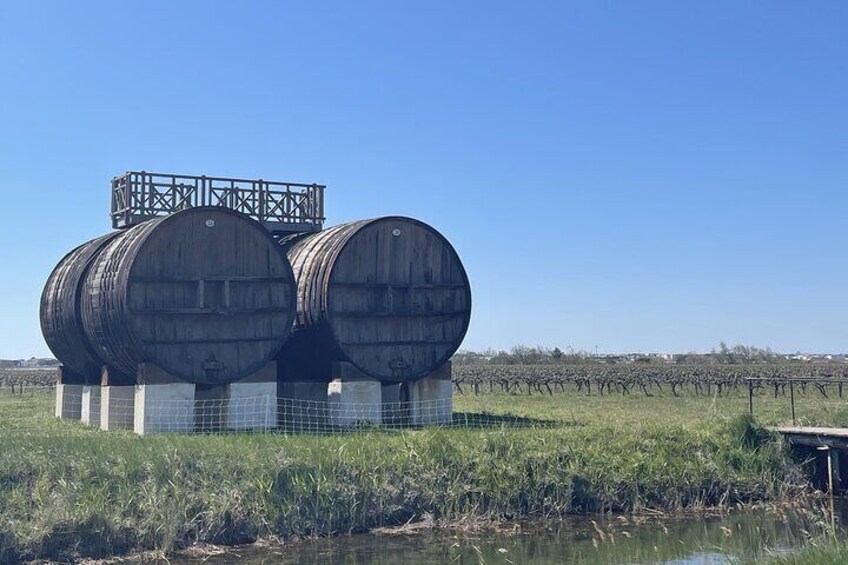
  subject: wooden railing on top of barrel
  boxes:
[110,171,325,234]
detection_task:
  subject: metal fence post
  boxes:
[748,380,754,415]
[790,379,796,425]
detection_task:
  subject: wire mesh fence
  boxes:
[0,385,562,436]
[5,375,848,437]
[135,395,278,434]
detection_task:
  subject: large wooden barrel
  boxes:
[40,232,121,381]
[280,216,471,382]
[68,207,297,384]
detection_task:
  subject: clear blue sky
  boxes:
[1,1,846,358]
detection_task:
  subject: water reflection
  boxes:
[171,502,844,565]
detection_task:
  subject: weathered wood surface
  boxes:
[773,426,848,449]
[111,171,325,232]
[279,216,471,383]
[40,232,120,382]
[42,207,296,385]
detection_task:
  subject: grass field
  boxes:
[0,385,820,563]
[456,386,848,429]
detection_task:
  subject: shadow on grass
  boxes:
[451,411,580,429]
[269,412,584,436]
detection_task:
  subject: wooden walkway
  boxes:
[772,426,848,449]
[772,426,848,493]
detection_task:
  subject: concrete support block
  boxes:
[327,379,382,427]
[410,377,453,426]
[80,385,102,427]
[134,382,195,435]
[100,386,135,430]
[228,380,277,431]
[55,383,83,420]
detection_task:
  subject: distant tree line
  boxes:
[452,346,593,366]
[452,342,818,366]
[0,358,60,369]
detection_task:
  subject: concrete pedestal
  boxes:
[229,381,277,431]
[134,382,195,435]
[328,379,382,427]
[409,377,453,426]
[100,386,135,430]
[278,381,330,432]
[80,385,102,427]
[55,383,83,420]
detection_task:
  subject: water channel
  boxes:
[169,502,846,564]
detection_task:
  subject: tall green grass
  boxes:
[0,390,811,563]
[750,542,848,564]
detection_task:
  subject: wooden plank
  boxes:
[142,337,283,345]
[329,282,468,289]
[331,311,469,318]
[774,426,848,438]
[129,307,293,315]
[339,340,461,347]
[130,275,295,283]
